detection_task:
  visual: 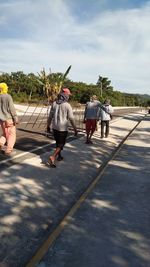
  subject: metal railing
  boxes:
[17,102,85,134]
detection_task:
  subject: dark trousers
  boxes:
[101,120,109,137]
[53,129,68,149]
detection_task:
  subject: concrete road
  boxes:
[0,112,149,267]
[39,115,150,267]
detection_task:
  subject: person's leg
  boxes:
[48,130,67,166]
[105,121,109,137]
[5,125,16,154]
[49,130,61,164]
[57,146,64,161]
[50,147,61,161]
[57,131,68,160]
[0,121,7,148]
[85,120,91,143]
[101,121,105,138]
[48,147,61,167]
[89,120,97,143]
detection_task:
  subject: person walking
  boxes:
[0,82,18,155]
[100,99,113,138]
[47,88,77,167]
[83,95,100,144]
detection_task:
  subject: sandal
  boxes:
[47,157,56,168]
[57,155,64,161]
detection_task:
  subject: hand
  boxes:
[74,128,78,136]
[110,114,113,120]
[47,125,51,133]
[14,120,19,125]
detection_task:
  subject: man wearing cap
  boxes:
[47,88,77,167]
[0,82,18,155]
[83,95,101,144]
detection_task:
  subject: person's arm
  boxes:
[108,105,114,114]
[47,104,54,132]
[97,104,101,121]
[9,95,18,124]
[108,105,114,120]
[100,104,107,113]
[68,105,78,135]
[83,104,87,123]
[69,118,78,136]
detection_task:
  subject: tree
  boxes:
[97,76,113,98]
[0,72,12,87]
[10,71,28,94]
[27,73,41,100]
[37,65,72,102]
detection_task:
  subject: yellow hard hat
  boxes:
[0,82,8,94]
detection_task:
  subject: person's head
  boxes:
[0,82,8,94]
[90,95,98,101]
[62,88,72,96]
[104,99,110,105]
[57,88,72,103]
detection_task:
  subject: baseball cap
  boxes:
[62,88,72,95]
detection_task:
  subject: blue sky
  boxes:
[0,0,150,95]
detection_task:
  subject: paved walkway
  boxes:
[0,112,149,267]
[39,115,150,267]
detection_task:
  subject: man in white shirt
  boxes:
[100,99,113,138]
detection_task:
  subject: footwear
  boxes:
[57,155,64,161]
[88,139,93,144]
[47,157,56,168]
[4,150,13,156]
[0,143,3,150]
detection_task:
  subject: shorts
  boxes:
[85,119,97,133]
[53,129,68,149]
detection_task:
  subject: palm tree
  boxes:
[37,65,72,102]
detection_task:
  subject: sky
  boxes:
[0,0,150,95]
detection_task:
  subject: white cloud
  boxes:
[0,0,150,94]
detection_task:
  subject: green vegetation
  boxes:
[0,69,149,106]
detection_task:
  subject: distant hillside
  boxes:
[125,93,150,99]
[136,93,150,98]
